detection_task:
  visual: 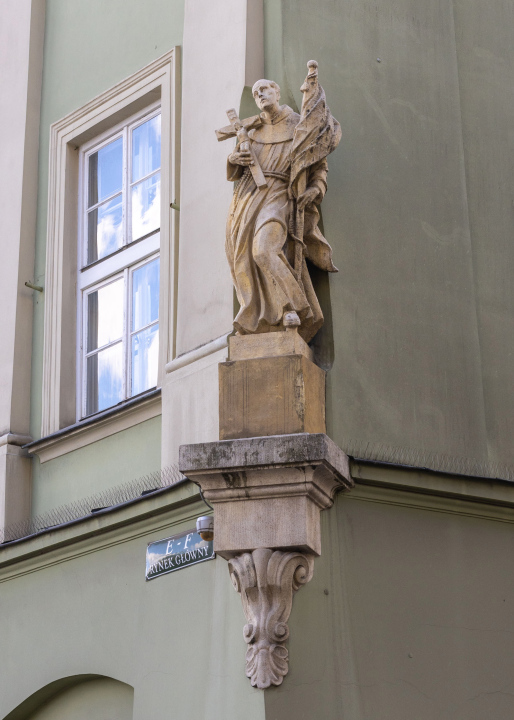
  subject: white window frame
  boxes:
[42,49,180,439]
[127,252,161,395]
[79,250,160,419]
[77,104,161,420]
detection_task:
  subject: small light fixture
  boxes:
[196,515,214,542]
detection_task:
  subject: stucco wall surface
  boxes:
[266,486,514,720]
[263,0,514,478]
[3,480,514,720]
[31,416,161,516]
[0,502,264,720]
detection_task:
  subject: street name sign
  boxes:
[146,529,214,580]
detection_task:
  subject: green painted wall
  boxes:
[265,485,514,720]
[31,416,161,516]
[0,497,265,720]
[5,474,514,720]
[264,0,514,480]
[30,0,185,511]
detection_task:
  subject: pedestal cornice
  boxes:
[179,433,353,557]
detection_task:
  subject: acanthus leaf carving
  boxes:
[228,548,315,689]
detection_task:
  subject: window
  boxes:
[79,107,161,417]
[40,50,179,442]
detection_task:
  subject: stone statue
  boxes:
[216,61,341,343]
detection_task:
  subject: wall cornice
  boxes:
[0,481,201,583]
[351,460,514,521]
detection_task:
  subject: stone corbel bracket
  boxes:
[179,433,353,688]
[229,548,314,688]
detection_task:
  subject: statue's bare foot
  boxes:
[283,311,300,328]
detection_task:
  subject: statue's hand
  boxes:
[297,186,320,210]
[229,150,254,167]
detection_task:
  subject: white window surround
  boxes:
[41,49,180,441]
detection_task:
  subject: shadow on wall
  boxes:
[4,675,134,720]
[308,256,335,371]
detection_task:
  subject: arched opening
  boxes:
[4,675,134,720]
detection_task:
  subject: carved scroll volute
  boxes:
[228,548,315,689]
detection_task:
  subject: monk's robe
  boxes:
[226,104,335,343]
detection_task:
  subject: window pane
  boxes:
[87,279,124,352]
[131,173,160,241]
[88,136,123,207]
[132,258,160,332]
[87,194,123,263]
[86,342,123,415]
[131,323,159,396]
[132,115,161,182]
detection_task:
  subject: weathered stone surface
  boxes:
[228,548,315,689]
[228,328,314,362]
[180,432,349,475]
[179,433,353,557]
[217,61,341,342]
[219,354,325,439]
[212,489,322,556]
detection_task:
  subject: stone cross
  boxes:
[215,109,268,188]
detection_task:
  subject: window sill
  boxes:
[26,389,161,463]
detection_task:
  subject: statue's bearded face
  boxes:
[253,82,280,112]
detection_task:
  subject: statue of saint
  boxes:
[217,61,341,342]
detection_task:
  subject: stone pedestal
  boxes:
[179,333,352,689]
[219,331,326,440]
[179,433,352,559]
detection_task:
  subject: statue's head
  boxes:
[252,79,281,112]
